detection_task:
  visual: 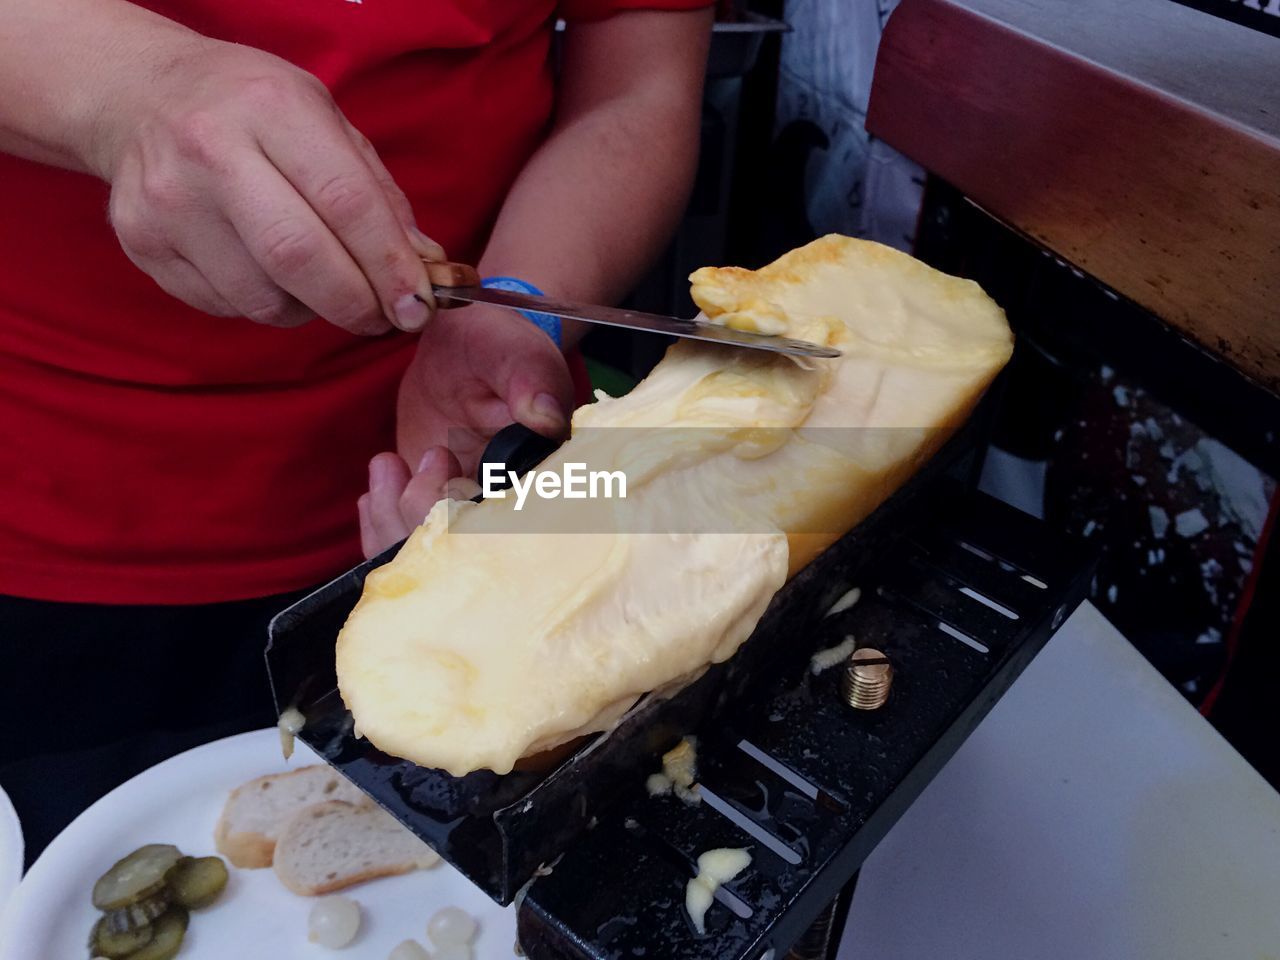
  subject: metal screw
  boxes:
[1052,604,1068,630]
[840,648,893,710]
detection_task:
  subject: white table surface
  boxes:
[838,601,1280,960]
[0,785,19,923]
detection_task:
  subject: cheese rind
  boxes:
[336,236,1013,775]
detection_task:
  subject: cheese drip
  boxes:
[336,236,1013,776]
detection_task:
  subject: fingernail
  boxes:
[369,456,390,491]
[531,393,567,429]
[418,447,446,474]
[409,226,447,262]
[394,293,429,331]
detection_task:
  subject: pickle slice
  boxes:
[125,907,189,960]
[92,845,183,911]
[88,915,153,958]
[103,891,171,933]
[165,856,229,909]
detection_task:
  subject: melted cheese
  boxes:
[685,847,753,934]
[809,635,857,675]
[277,706,306,761]
[336,236,1013,775]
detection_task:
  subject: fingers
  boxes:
[125,249,241,319]
[221,153,390,334]
[357,495,379,560]
[103,44,439,336]
[362,452,413,557]
[111,131,383,333]
[108,181,248,321]
[171,216,314,327]
[258,113,435,328]
[407,229,446,265]
[339,118,447,264]
[359,448,467,559]
[398,446,465,527]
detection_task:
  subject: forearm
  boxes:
[379,8,712,530]
[0,0,198,174]
[478,8,713,350]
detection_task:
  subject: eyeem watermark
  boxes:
[481,462,627,511]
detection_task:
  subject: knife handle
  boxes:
[422,260,480,310]
[423,259,480,295]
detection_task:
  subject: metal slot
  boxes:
[938,620,991,653]
[953,536,1052,590]
[904,539,1038,621]
[956,539,996,561]
[736,740,820,802]
[714,886,755,921]
[957,585,1020,620]
[625,812,759,929]
[877,581,1008,650]
[700,786,803,865]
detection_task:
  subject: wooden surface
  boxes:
[867,0,1280,393]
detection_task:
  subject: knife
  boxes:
[421,261,841,360]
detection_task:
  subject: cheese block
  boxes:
[336,236,1013,776]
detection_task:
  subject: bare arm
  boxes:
[0,0,438,333]
[478,7,715,348]
[366,7,713,553]
[0,0,190,171]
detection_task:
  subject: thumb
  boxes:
[485,331,575,439]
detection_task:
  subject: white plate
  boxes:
[0,730,515,959]
[0,782,21,921]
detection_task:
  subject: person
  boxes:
[0,0,713,860]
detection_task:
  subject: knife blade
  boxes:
[430,283,841,359]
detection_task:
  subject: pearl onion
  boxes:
[388,940,432,960]
[427,906,477,946]
[308,896,361,949]
[433,946,473,960]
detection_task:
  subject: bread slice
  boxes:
[214,765,370,868]
[272,800,441,896]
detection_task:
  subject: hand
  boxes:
[92,36,441,334]
[358,304,575,556]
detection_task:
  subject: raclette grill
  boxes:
[265,420,1094,958]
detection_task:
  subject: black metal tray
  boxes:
[264,414,992,904]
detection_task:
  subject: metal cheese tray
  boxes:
[264,402,1093,956]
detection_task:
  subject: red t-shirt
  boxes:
[0,0,703,605]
